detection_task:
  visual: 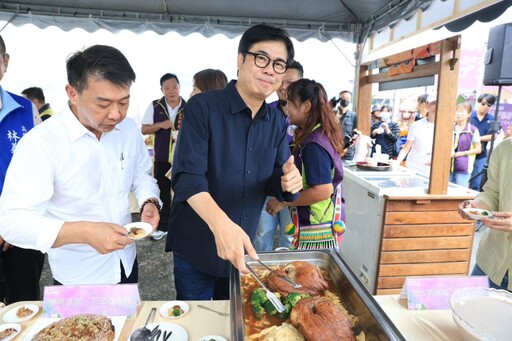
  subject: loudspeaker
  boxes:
[483,23,512,85]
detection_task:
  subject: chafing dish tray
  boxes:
[230,249,404,340]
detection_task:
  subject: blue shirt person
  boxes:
[165,24,302,300]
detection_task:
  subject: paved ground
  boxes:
[39,218,485,300]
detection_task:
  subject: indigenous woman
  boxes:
[266,79,345,249]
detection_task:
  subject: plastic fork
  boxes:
[245,262,285,313]
[256,259,303,289]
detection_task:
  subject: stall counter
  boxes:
[375,295,463,340]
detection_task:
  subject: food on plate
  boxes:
[266,261,329,297]
[127,227,147,239]
[31,314,115,341]
[242,261,359,340]
[0,328,17,339]
[16,306,33,319]
[168,304,185,317]
[467,209,490,216]
[290,297,355,341]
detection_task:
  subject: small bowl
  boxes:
[462,208,494,220]
[450,287,512,341]
[159,301,190,319]
[124,222,152,240]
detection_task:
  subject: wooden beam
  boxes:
[366,61,440,84]
[356,64,372,135]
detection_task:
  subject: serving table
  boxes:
[0,300,230,340]
[374,295,463,340]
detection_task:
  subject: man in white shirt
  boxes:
[0,45,160,286]
[141,73,186,240]
[397,98,437,177]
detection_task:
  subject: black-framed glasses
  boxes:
[480,101,493,107]
[243,51,288,74]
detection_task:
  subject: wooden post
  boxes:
[428,36,461,194]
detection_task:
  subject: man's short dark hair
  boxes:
[0,35,5,56]
[238,24,294,66]
[477,93,496,106]
[66,45,136,93]
[417,94,429,104]
[22,87,45,102]
[339,90,352,97]
[160,73,179,87]
[289,61,304,78]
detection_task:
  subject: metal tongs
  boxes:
[256,259,302,289]
[245,262,285,313]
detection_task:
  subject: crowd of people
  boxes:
[0,21,510,306]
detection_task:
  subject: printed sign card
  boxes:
[400,276,489,310]
[42,284,140,317]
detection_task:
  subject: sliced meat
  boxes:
[289,296,355,341]
[266,261,328,298]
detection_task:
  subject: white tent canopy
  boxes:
[0,0,483,43]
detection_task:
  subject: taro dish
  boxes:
[241,261,365,341]
[127,227,147,239]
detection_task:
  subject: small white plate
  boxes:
[124,222,153,240]
[138,322,188,341]
[2,304,39,323]
[160,301,190,319]
[197,335,227,341]
[0,323,21,340]
[463,208,494,220]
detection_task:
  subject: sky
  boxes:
[0,23,356,124]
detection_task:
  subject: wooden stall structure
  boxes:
[343,36,477,295]
[377,195,476,295]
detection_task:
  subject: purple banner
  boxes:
[42,284,140,318]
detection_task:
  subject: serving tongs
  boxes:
[245,262,285,313]
[256,259,303,289]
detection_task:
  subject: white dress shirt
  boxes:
[405,117,435,177]
[0,105,159,285]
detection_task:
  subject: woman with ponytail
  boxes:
[266,79,346,249]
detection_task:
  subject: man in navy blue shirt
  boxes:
[469,93,496,191]
[166,24,302,300]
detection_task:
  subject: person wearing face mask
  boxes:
[337,90,357,161]
[370,107,400,159]
[451,103,481,187]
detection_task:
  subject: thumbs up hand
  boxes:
[281,155,302,194]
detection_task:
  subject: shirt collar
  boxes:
[226,80,270,120]
[0,86,23,123]
[62,105,98,142]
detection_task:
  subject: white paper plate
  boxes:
[159,301,190,319]
[124,222,153,240]
[138,322,188,341]
[197,335,227,341]
[2,304,39,323]
[23,316,126,341]
[0,323,21,341]
[463,208,494,220]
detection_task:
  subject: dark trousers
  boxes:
[1,246,45,304]
[154,161,171,232]
[53,258,139,285]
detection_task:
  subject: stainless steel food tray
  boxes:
[230,249,404,340]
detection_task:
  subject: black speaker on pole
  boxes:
[483,23,512,86]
